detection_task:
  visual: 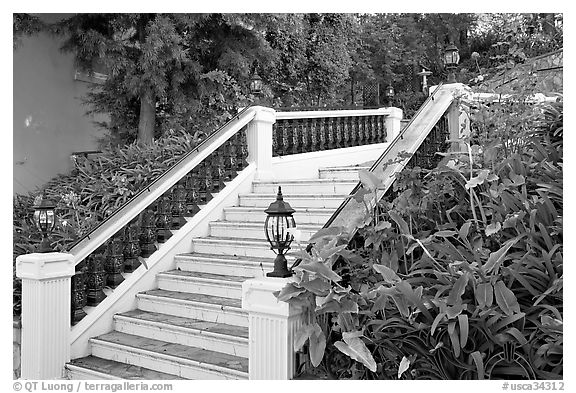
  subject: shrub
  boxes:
[12,129,204,315]
[278,98,562,379]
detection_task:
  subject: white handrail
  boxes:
[275,107,392,120]
[68,107,258,266]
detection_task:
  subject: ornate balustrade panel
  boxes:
[68,120,250,325]
[272,111,388,157]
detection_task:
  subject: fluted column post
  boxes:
[246,106,276,180]
[242,277,306,380]
[16,252,75,379]
[383,107,403,141]
[447,99,471,152]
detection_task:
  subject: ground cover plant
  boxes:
[277,95,562,379]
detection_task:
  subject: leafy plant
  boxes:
[277,98,562,379]
[12,129,205,315]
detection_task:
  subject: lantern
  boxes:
[443,44,460,83]
[250,71,263,95]
[33,193,56,252]
[384,84,395,99]
[264,187,296,278]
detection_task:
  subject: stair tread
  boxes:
[253,178,357,184]
[139,289,243,309]
[160,270,252,283]
[68,355,186,380]
[240,192,347,198]
[224,206,334,212]
[211,221,322,229]
[92,331,248,374]
[195,236,270,244]
[117,310,249,339]
[177,252,273,263]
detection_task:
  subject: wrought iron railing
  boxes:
[273,111,387,157]
[68,108,252,325]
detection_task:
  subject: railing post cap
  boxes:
[251,106,276,124]
[242,276,303,317]
[16,252,75,280]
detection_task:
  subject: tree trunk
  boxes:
[138,87,155,144]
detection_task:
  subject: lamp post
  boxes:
[443,43,460,83]
[417,67,432,94]
[33,193,56,253]
[264,187,296,278]
[384,83,395,106]
[250,71,263,105]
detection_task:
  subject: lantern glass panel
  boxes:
[265,214,295,252]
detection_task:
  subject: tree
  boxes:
[54,14,277,145]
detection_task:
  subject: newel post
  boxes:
[246,106,276,180]
[383,107,403,141]
[446,85,471,152]
[16,252,75,379]
[242,277,306,379]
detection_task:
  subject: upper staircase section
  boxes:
[62,103,404,327]
[319,82,469,234]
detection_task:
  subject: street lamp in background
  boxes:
[443,43,460,83]
[384,83,395,106]
[417,67,432,95]
[33,192,56,253]
[264,187,296,278]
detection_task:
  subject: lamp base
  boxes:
[266,253,293,278]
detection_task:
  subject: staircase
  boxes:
[66,163,367,380]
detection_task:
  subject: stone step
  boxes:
[66,355,186,380]
[318,165,371,180]
[90,331,248,380]
[238,193,346,209]
[136,289,248,327]
[252,178,357,194]
[192,236,302,259]
[209,220,322,241]
[114,310,248,358]
[156,270,249,299]
[223,206,334,225]
[175,253,274,277]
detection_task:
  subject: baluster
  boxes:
[71,261,87,325]
[196,163,208,204]
[171,180,188,229]
[139,208,157,258]
[359,117,366,145]
[291,121,300,154]
[212,153,226,192]
[336,118,344,148]
[318,118,326,151]
[351,117,359,146]
[368,116,375,144]
[281,122,291,156]
[343,117,351,148]
[376,115,384,143]
[224,140,237,180]
[272,123,280,156]
[327,117,335,149]
[203,162,214,202]
[300,119,309,153]
[123,219,141,272]
[105,234,125,288]
[184,173,200,216]
[236,131,248,171]
[86,245,106,307]
[156,194,173,243]
[310,118,318,152]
